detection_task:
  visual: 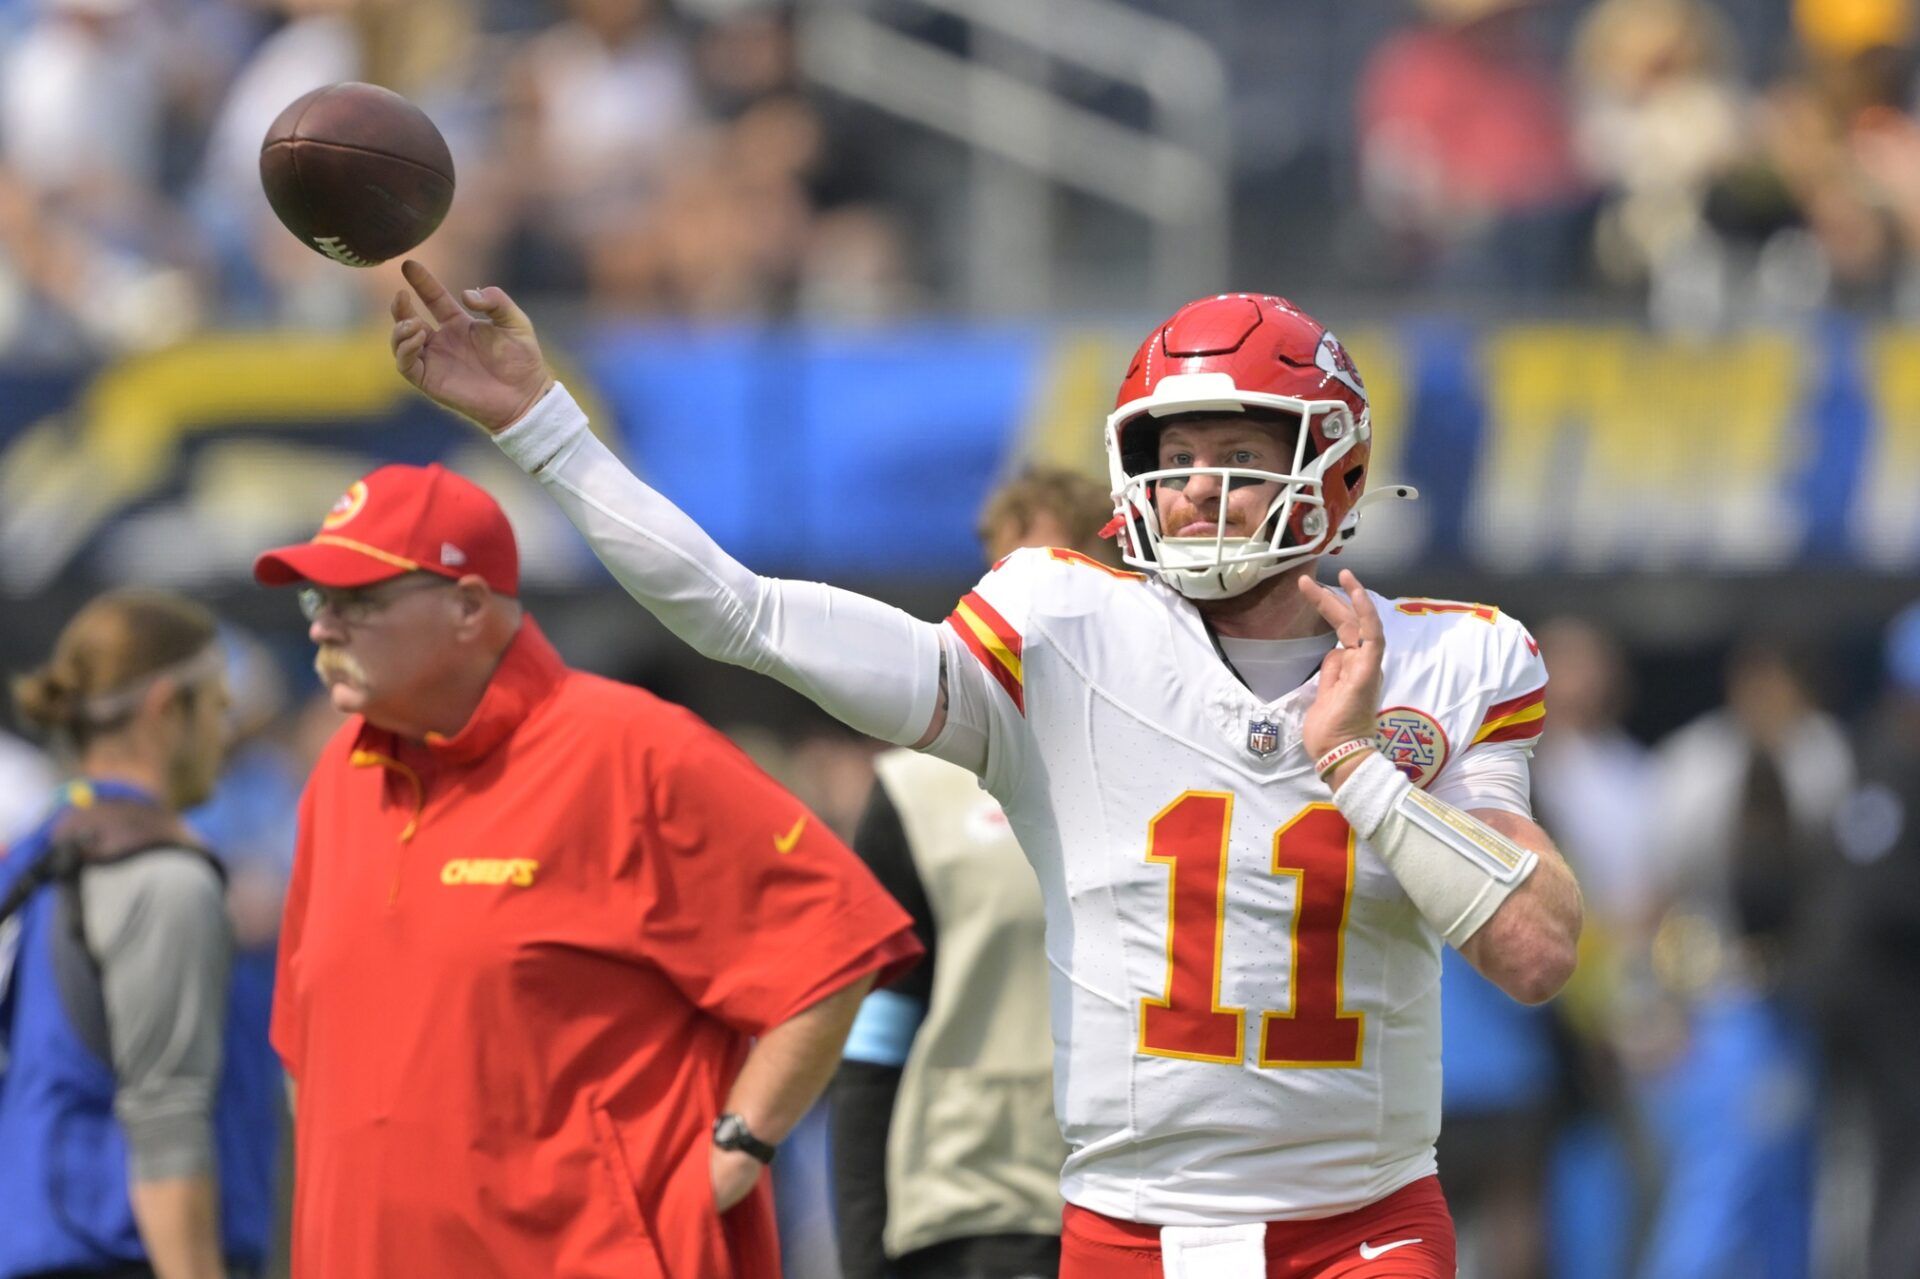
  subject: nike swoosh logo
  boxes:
[774,816,808,854]
[1358,1238,1422,1260]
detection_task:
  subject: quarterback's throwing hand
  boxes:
[390,260,556,433]
[1299,569,1385,762]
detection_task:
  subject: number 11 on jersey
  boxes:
[1139,793,1364,1069]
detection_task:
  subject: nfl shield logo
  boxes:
[1247,718,1282,758]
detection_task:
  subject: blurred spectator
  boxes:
[490,0,909,317]
[1436,946,1560,1279]
[514,0,700,207]
[0,724,53,846]
[181,642,337,928]
[1356,0,1589,291]
[1531,618,1659,935]
[1636,642,1852,1279]
[186,628,302,951]
[1650,643,1852,963]
[694,4,794,117]
[1437,621,1652,1279]
[1570,0,1751,324]
[2,0,161,194]
[574,88,910,316]
[1,589,281,1279]
[1797,0,1913,68]
[785,727,889,840]
[498,0,702,297]
[1462,616,1657,1279]
[0,0,207,352]
[1746,0,1920,311]
[1820,601,1920,1277]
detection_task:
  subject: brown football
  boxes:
[259,82,455,268]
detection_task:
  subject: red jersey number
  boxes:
[1138,796,1364,1069]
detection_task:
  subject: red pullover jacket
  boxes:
[273,620,921,1277]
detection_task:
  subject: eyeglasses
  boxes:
[297,575,453,626]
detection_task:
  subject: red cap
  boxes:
[253,463,519,595]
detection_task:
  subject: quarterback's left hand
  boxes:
[711,1146,762,1214]
[1299,569,1384,762]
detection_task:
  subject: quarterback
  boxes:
[388,265,1581,1278]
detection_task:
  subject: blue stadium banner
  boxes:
[2,317,1914,595]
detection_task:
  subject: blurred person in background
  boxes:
[1356,0,1589,292]
[1569,0,1753,326]
[184,631,340,1262]
[0,724,54,848]
[1527,617,1660,1279]
[830,467,1116,1279]
[0,590,279,1279]
[497,0,909,318]
[1431,955,1561,1279]
[186,630,301,956]
[1636,642,1852,1279]
[1530,619,1659,938]
[1751,0,1920,311]
[498,0,701,298]
[1433,620,1650,1279]
[1820,601,1920,1278]
[255,462,920,1277]
[0,0,208,354]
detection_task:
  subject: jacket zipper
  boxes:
[349,749,425,905]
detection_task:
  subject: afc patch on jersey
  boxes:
[1376,706,1448,788]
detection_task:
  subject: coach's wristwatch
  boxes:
[712,1113,777,1164]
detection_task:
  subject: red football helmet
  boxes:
[1104,294,1410,599]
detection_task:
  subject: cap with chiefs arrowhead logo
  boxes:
[253,463,519,595]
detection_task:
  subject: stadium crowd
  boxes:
[0,0,914,357]
[11,0,1920,355]
[3,1,1920,1277]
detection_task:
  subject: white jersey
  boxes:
[931,547,1549,1225]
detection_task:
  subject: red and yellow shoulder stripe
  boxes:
[947,591,1025,713]
[1473,684,1547,746]
[1046,547,1144,579]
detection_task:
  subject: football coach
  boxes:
[254,462,921,1278]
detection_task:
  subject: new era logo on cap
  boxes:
[252,463,520,595]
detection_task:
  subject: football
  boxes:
[259,82,455,268]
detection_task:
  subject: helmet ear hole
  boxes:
[1120,419,1161,480]
[1344,466,1365,497]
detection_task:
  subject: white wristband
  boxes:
[494,380,588,475]
[1332,752,1538,947]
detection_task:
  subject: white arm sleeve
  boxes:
[494,383,947,747]
[922,627,997,781]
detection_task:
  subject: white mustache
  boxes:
[314,647,367,688]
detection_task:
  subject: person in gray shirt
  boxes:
[1,590,262,1279]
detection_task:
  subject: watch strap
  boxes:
[712,1113,777,1164]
